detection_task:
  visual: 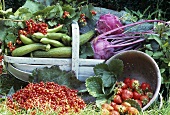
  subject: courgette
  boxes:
[80,30,95,45]
[40,38,65,47]
[12,43,51,57]
[32,47,72,58]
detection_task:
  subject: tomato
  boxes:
[140,82,151,91]
[113,105,127,114]
[121,82,128,89]
[102,103,114,111]
[115,88,123,95]
[110,102,117,108]
[135,100,142,108]
[127,107,139,115]
[116,82,128,89]
[129,79,139,89]
[133,91,141,100]
[109,110,120,115]
[113,95,122,104]
[140,95,149,106]
[124,77,131,86]
[121,102,131,108]
[121,89,133,101]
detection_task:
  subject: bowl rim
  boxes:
[107,50,162,111]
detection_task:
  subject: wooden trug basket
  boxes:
[4,22,104,82]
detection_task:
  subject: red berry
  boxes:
[113,95,122,104]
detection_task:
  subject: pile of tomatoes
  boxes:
[102,77,153,115]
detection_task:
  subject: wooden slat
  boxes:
[71,21,80,78]
[4,55,104,66]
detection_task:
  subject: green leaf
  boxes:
[85,76,104,97]
[145,50,153,56]
[96,96,108,108]
[148,34,162,46]
[153,52,164,59]
[107,59,124,76]
[100,71,116,88]
[5,33,17,44]
[125,99,142,111]
[33,5,55,17]
[0,21,8,42]
[94,63,109,75]
[14,7,32,20]
[7,86,15,96]
[22,0,45,13]
[80,42,94,59]
[103,83,116,95]
[30,65,83,90]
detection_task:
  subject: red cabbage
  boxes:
[96,13,124,34]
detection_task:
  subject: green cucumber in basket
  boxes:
[46,33,67,40]
[20,34,35,44]
[32,47,72,58]
[40,38,65,47]
[32,32,47,39]
[12,43,51,57]
[80,30,95,45]
[47,24,63,33]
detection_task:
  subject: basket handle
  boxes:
[71,21,80,79]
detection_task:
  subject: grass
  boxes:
[0,97,170,115]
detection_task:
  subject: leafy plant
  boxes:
[30,65,85,90]
[142,22,170,84]
[85,59,124,107]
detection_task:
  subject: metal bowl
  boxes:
[106,50,161,111]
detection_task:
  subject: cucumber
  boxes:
[40,38,65,47]
[32,32,47,39]
[47,25,63,33]
[46,33,67,40]
[80,30,95,45]
[20,34,34,44]
[32,47,72,58]
[61,35,72,46]
[12,43,51,57]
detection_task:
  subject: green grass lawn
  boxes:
[0,97,170,115]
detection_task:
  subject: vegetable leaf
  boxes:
[30,65,84,90]
[80,42,94,59]
[94,63,109,75]
[22,0,45,13]
[125,99,142,111]
[100,71,116,88]
[85,76,104,97]
[107,59,124,76]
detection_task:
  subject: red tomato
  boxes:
[109,110,120,115]
[115,88,123,95]
[121,89,133,101]
[113,95,122,104]
[129,79,140,89]
[127,107,139,115]
[121,82,128,89]
[133,91,141,100]
[140,95,149,106]
[124,77,131,84]
[110,102,116,108]
[124,77,131,86]
[140,82,151,91]
[135,99,142,108]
